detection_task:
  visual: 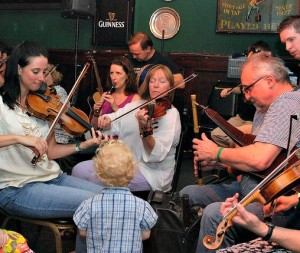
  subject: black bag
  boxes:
[143,191,202,253]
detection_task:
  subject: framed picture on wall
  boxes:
[0,0,62,10]
[216,0,300,33]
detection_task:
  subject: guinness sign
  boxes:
[93,0,135,48]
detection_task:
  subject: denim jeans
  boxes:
[180,175,296,252]
[0,173,103,218]
[72,160,152,191]
[179,174,260,207]
[0,173,104,253]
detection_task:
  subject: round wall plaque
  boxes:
[149,7,180,39]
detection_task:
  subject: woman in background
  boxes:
[90,56,140,126]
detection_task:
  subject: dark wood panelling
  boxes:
[48,49,232,115]
[48,49,300,121]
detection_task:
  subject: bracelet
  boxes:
[140,129,153,138]
[75,142,83,152]
[262,222,275,241]
[140,125,153,138]
[216,147,224,163]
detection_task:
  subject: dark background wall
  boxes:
[0,0,290,57]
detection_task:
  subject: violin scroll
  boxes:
[203,217,233,250]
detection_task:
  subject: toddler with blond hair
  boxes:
[73,140,157,253]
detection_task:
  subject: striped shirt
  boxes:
[74,187,158,253]
[253,90,300,150]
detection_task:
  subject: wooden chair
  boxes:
[0,208,75,253]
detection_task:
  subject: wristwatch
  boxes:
[262,222,275,241]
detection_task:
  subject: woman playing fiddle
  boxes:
[90,56,140,123]
[0,41,107,251]
[73,65,182,192]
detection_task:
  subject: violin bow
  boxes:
[45,64,59,78]
[110,73,198,123]
[203,148,300,250]
[31,62,91,166]
[221,83,242,97]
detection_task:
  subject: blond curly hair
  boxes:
[93,140,136,187]
[48,64,63,85]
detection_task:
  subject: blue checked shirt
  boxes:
[74,187,158,253]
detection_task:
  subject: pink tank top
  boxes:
[101,94,135,115]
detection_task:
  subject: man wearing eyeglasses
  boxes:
[180,52,300,252]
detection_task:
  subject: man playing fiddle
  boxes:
[180,52,300,252]
[213,15,300,253]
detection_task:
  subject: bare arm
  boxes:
[79,229,87,237]
[0,134,48,157]
[47,128,108,160]
[193,132,282,172]
[141,230,151,240]
[174,73,185,89]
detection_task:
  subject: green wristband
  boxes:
[216,147,224,163]
[75,142,83,152]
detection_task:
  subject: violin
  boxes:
[139,97,172,135]
[203,148,300,250]
[26,84,93,137]
[144,96,172,119]
[28,62,91,166]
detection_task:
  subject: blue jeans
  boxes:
[0,173,103,218]
[0,173,104,253]
[180,176,295,252]
[180,174,260,207]
[72,160,152,191]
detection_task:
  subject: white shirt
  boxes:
[105,100,181,191]
[0,96,61,189]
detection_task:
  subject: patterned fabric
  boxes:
[0,230,34,253]
[53,85,74,144]
[254,91,300,150]
[74,187,158,253]
[216,237,292,253]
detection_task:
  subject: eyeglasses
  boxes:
[241,76,265,94]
